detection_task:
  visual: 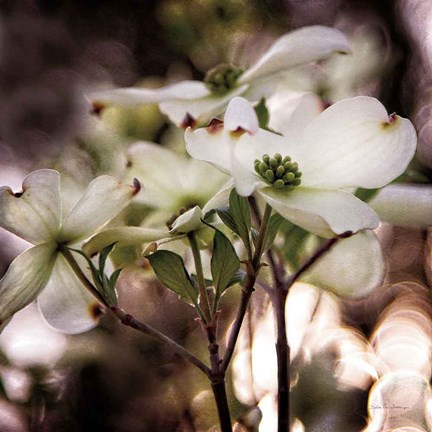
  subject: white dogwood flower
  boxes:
[90,26,350,127]
[82,143,232,257]
[0,170,140,333]
[185,96,417,237]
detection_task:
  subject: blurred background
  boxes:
[0,0,432,431]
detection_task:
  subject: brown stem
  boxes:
[111,305,211,375]
[211,377,233,432]
[221,266,256,373]
[274,288,290,432]
[284,231,352,292]
[62,247,211,375]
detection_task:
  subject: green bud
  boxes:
[276,165,285,178]
[274,179,285,189]
[265,170,275,182]
[269,157,278,169]
[259,162,268,175]
[263,154,270,165]
[282,156,291,164]
[283,172,295,182]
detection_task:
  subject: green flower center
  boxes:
[254,153,302,190]
[204,64,244,95]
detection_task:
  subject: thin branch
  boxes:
[284,231,353,292]
[221,265,256,373]
[188,231,212,323]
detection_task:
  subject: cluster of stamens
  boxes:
[254,153,302,190]
[204,64,244,95]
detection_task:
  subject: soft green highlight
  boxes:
[204,64,244,95]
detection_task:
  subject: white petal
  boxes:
[202,180,233,215]
[294,97,417,189]
[369,184,432,228]
[83,226,169,257]
[239,26,351,83]
[185,127,232,173]
[124,141,189,208]
[170,206,203,233]
[160,84,248,126]
[267,91,323,139]
[91,80,210,106]
[38,254,102,334]
[0,170,61,244]
[259,187,379,237]
[59,176,139,244]
[0,244,57,326]
[303,231,384,297]
[224,97,258,134]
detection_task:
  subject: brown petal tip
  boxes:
[89,303,104,320]
[207,118,224,134]
[90,102,106,117]
[132,178,141,195]
[181,112,197,129]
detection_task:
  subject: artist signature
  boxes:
[369,404,409,410]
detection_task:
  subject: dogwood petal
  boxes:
[202,180,233,215]
[259,187,379,237]
[224,97,259,134]
[239,26,351,84]
[303,231,384,297]
[82,226,169,257]
[159,84,248,126]
[369,184,432,228]
[124,142,189,208]
[0,170,61,244]
[59,176,139,244]
[185,127,232,172]
[170,206,203,233]
[0,243,57,326]
[295,97,417,189]
[38,254,102,334]
[91,81,210,106]
[267,91,323,139]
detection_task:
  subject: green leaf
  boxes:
[69,248,102,290]
[254,98,269,129]
[109,268,123,290]
[228,269,246,287]
[229,189,251,247]
[264,213,284,252]
[216,206,238,234]
[99,243,116,276]
[147,250,198,305]
[355,187,380,203]
[280,222,312,268]
[250,227,259,247]
[211,230,240,299]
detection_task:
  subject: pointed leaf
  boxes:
[216,206,238,234]
[99,243,116,276]
[254,98,269,129]
[68,248,103,291]
[229,189,251,246]
[263,212,285,252]
[147,251,198,305]
[211,230,240,299]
